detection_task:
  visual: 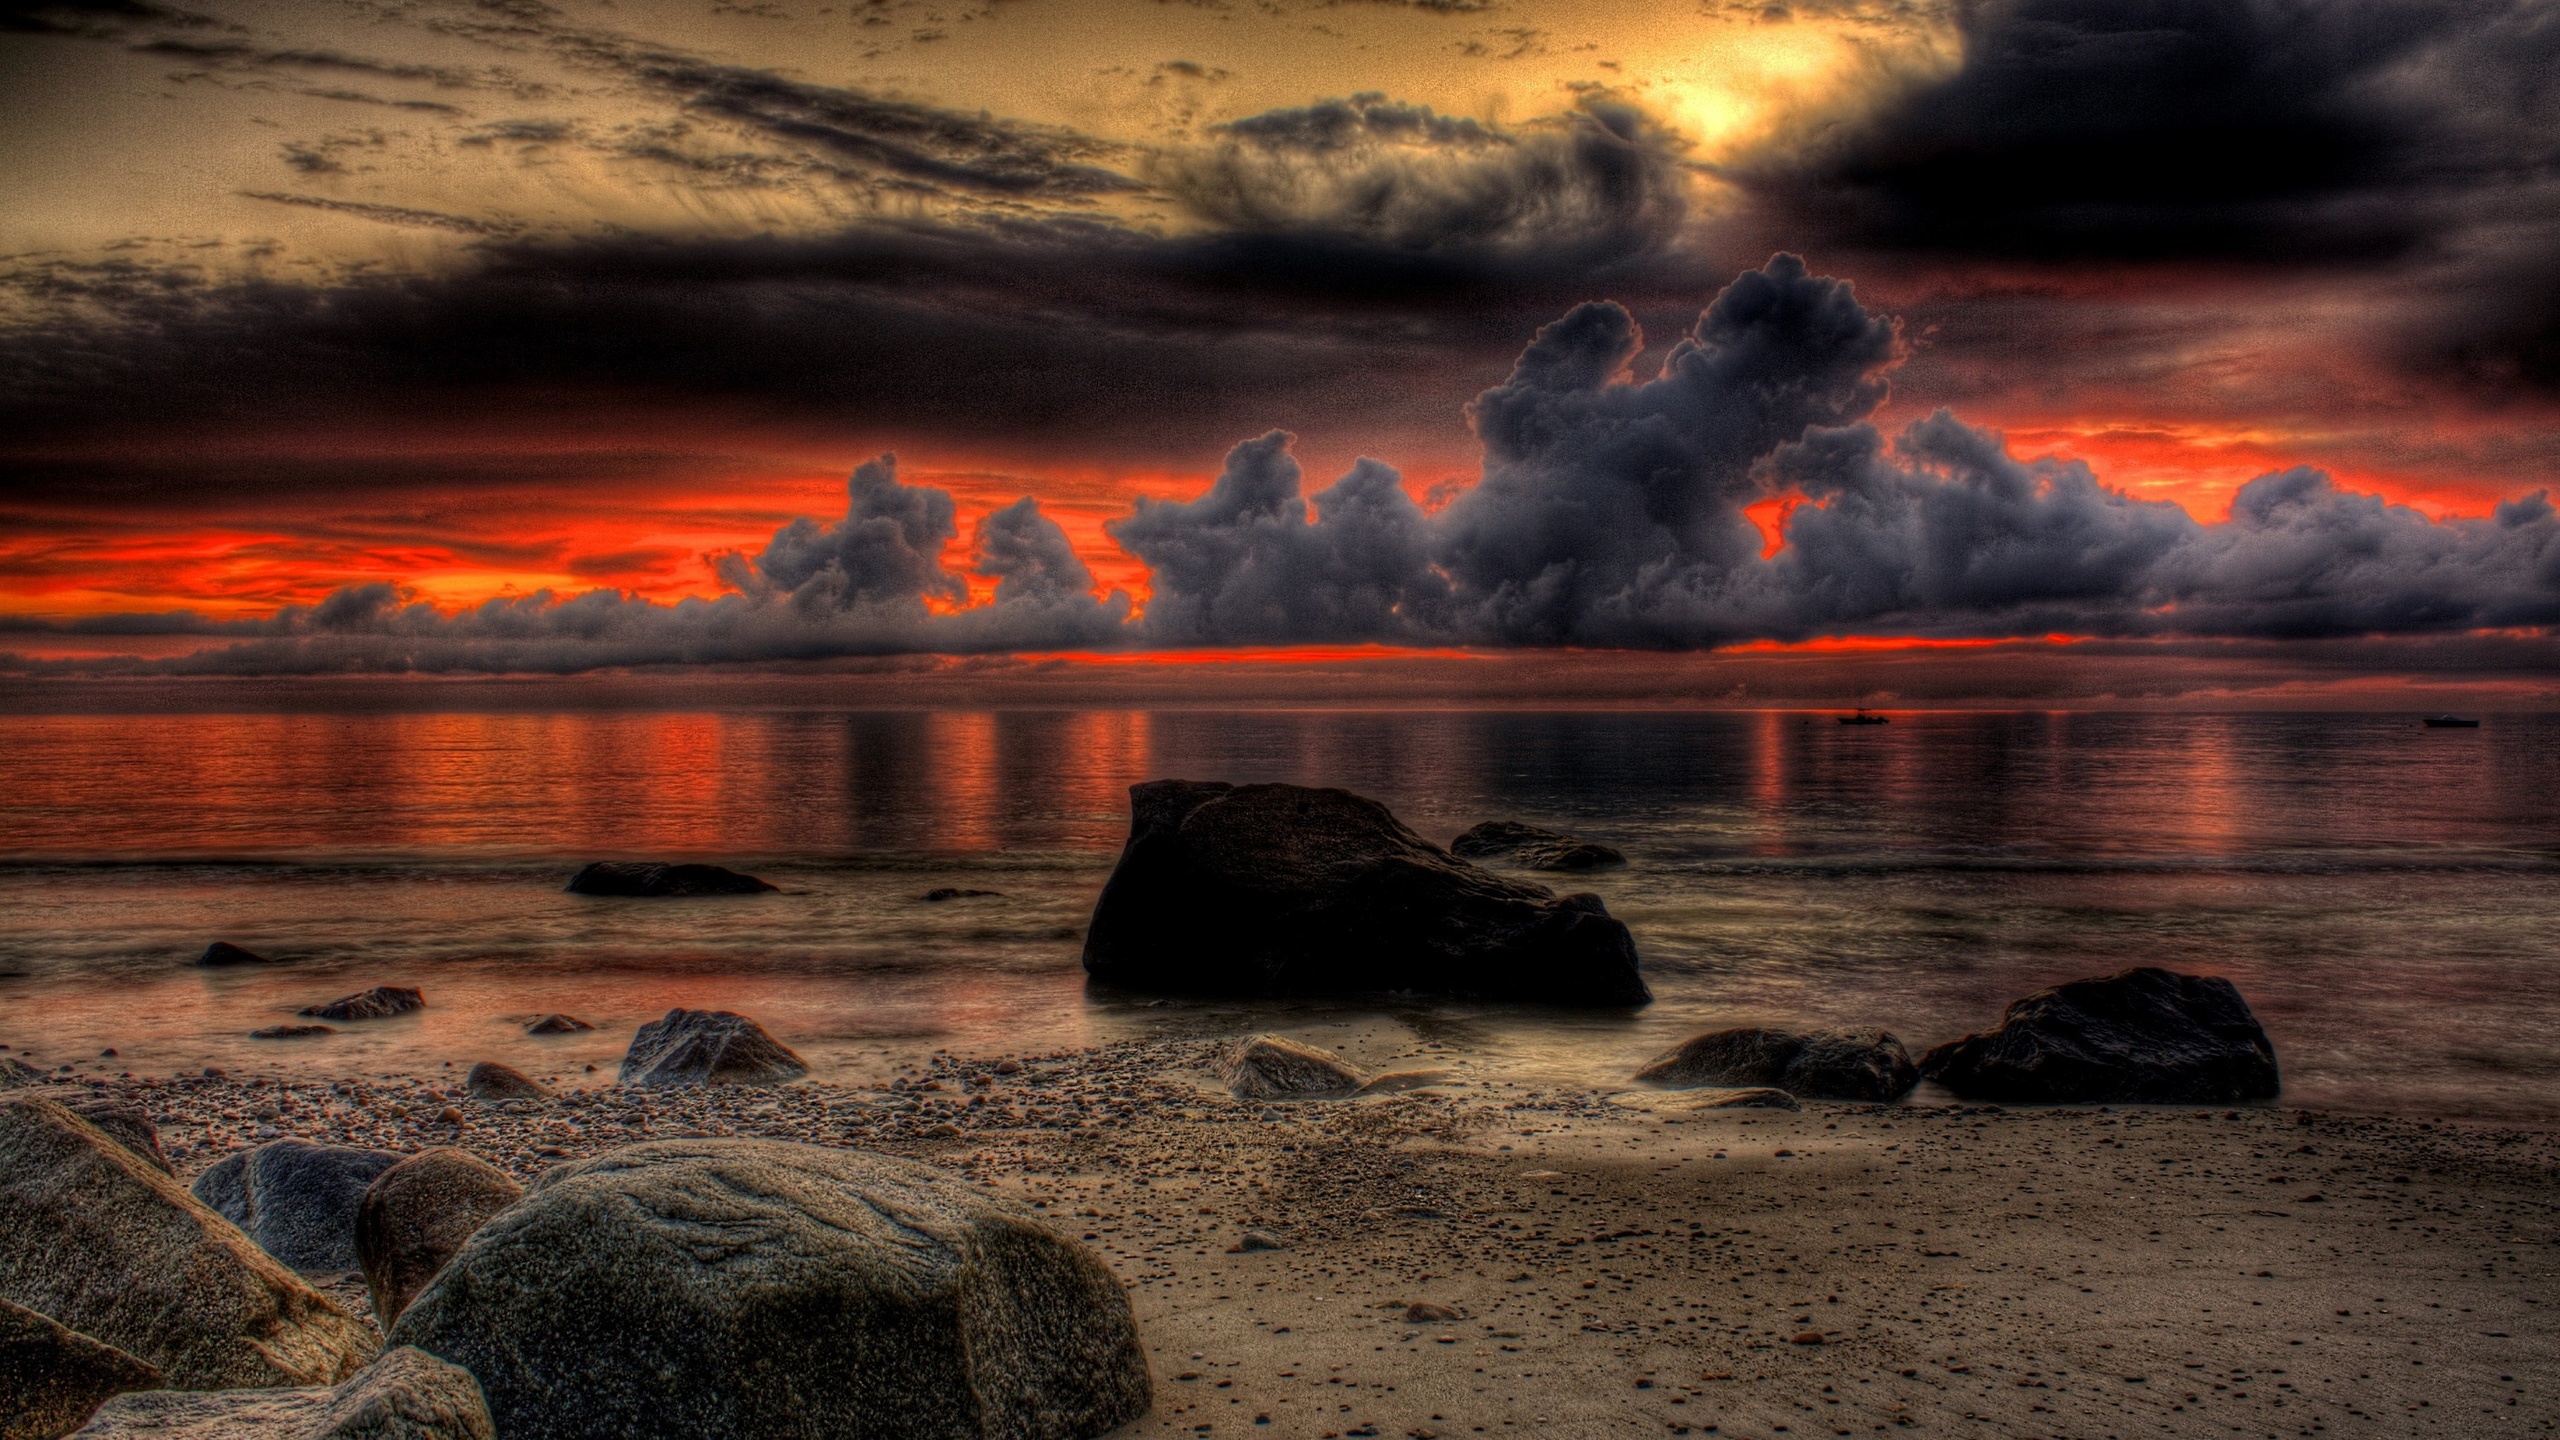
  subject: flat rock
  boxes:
[191,1141,404,1275]
[1634,1027,1919,1102]
[523,1014,591,1035]
[1921,967,2281,1104]
[618,1010,807,1088]
[355,1150,523,1330]
[563,863,775,897]
[1221,1036,1364,1101]
[921,888,1003,902]
[191,944,271,968]
[0,1296,163,1440]
[298,988,423,1022]
[1083,781,1648,1006]
[461,1064,549,1102]
[247,1026,333,1041]
[389,1139,1151,1440]
[0,1096,375,1389]
[1608,1087,1800,1111]
[11,1088,172,1177]
[1449,820,1627,871]
[70,1346,493,1440]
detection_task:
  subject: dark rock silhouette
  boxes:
[73,1344,493,1440]
[0,1295,164,1440]
[1450,820,1627,871]
[618,1010,808,1088]
[524,1014,592,1035]
[1635,1027,1919,1102]
[1921,967,2281,1104]
[1083,781,1648,1006]
[1221,1036,1364,1100]
[298,988,423,1022]
[0,1096,376,1388]
[249,1025,334,1040]
[192,1140,405,1275]
[355,1149,523,1330]
[564,863,775,897]
[387,1140,1151,1440]
[193,942,273,967]
[462,1063,550,1102]
[921,887,1004,902]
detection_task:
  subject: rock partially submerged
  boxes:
[355,1151,523,1330]
[1220,1036,1364,1100]
[0,1096,375,1389]
[618,1010,808,1088]
[564,862,775,897]
[248,1026,333,1041]
[71,1346,494,1440]
[298,988,423,1022]
[1921,967,2281,1104]
[461,1063,549,1102]
[1449,821,1627,871]
[0,1296,163,1440]
[192,943,272,968]
[389,1139,1151,1440]
[922,888,1004,902]
[1634,1027,1919,1102]
[1083,781,1648,1006]
[523,1014,592,1035]
[191,1141,404,1275]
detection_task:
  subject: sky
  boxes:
[3,0,2558,700]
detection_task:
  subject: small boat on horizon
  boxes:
[1838,709,1890,726]
[2422,715,2482,728]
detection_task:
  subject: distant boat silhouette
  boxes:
[2422,716,2481,728]
[1838,709,1890,726]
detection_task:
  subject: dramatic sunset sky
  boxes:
[4,0,2557,698]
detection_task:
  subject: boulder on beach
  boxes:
[0,1096,376,1389]
[354,1150,523,1330]
[618,1010,808,1088]
[247,1026,333,1041]
[1220,1036,1364,1101]
[191,1140,405,1275]
[1920,967,2282,1105]
[564,862,775,897]
[523,1014,592,1035]
[192,943,272,968]
[1634,1027,1920,1102]
[1449,821,1627,872]
[298,988,423,1023]
[389,1139,1152,1440]
[0,1295,163,1440]
[71,1346,494,1440]
[1082,781,1649,1006]
[461,1063,549,1102]
[9,1088,172,1177]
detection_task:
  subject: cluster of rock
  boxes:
[1082,781,1649,1007]
[1,1008,1151,1440]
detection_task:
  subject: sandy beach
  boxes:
[30,1032,2554,1439]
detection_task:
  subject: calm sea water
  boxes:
[2,706,2555,1121]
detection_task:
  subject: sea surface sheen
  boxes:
[2,706,2554,1121]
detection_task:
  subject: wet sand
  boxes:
[55,1037,2560,1438]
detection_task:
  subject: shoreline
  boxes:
[25,1036,2558,1437]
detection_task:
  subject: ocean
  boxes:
[3,704,2554,1122]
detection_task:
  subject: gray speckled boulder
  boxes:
[1220,1036,1364,1101]
[0,1296,163,1440]
[191,1141,404,1274]
[618,1010,807,1088]
[0,1098,375,1390]
[353,1150,522,1330]
[1922,967,2281,1104]
[1634,1027,1919,1102]
[69,1346,492,1440]
[11,1088,171,1177]
[389,1140,1151,1440]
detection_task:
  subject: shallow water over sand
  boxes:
[3,705,2555,1120]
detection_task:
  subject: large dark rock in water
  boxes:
[299,987,423,1022]
[71,1345,494,1440]
[1921,967,2281,1104]
[618,1010,808,1088]
[564,862,775,897]
[1449,821,1627,872]
[0,1295,163,1440]
[191,1141,405,1274]
[388,1139,1151,1440]
[0,1097,376,1389]
[1082,781,1648,1006]
[1634,1027,1919,1102]
[355,1150,523,1331]
[193,942,273,968]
